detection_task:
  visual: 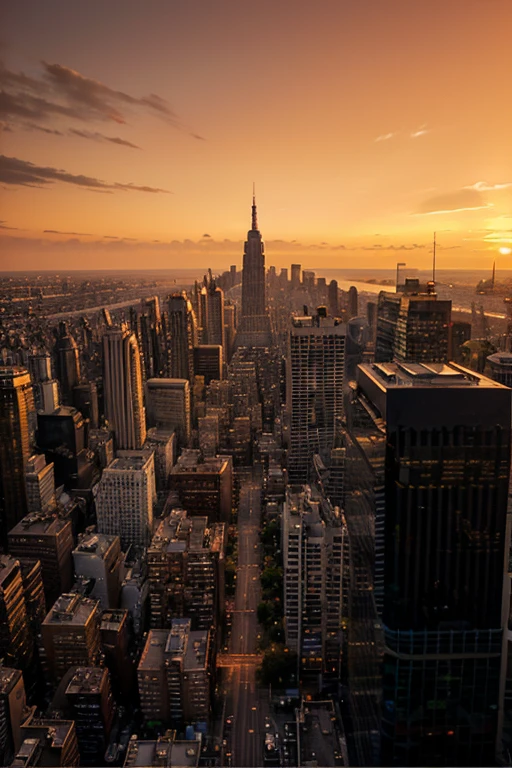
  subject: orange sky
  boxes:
[1,0,511,271]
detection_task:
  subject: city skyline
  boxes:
[2,0,512,271]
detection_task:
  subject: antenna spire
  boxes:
[251,183,258,230]
[432,232,436,283]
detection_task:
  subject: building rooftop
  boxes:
[9,511,70,536]
[100,608,128,632]
[0,667,23,694]
[0,554,20,586]
[65,667,107,695]
[359,361,507,390]
[123,737,200,767]
[43,593,99,627]
[488,352,512,366]
[138,630,168,670]
[107,455,150,472]
[173,451,229,474]
[74,533,119,560]
[21,717,75,749]
[146,378,189,390]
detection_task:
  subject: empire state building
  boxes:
[235,192,272,347]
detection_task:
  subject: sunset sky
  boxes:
[1,0,511,271]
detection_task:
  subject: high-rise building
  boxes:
[28,350,60,413]
[0,668,26,767]
[103,325,146,450]
[170,450,233,524]
[72,382,99,430]
[328,280,339,318]
[345,362,511,767]
[42,593,101,683]
[193,345,223,384]
[122,734,200,768]
[144,428,176,494]
[65,667,115,765]
[282,486,344,689]
[147,509,225,630]
[95,453,156,548]
[18,712,80,767]
[0,367,35,540]
[146,378,191,447]
[223,302,237,364]
[168,293,197,383]
[375,281,451,363]
[36,405,93,489]
[236,193,272,347]
[100,609,135,699]
[287,310,346,483]
[200,271,226,350]
[73,533,126,609]
[54,322,81,406]
[291,264,302,289]
[487,351,512,387]
[347,285,359,319]
[18,558,46,632]
[24,454,56,513]
[9,511,74,606]
[0,556,33,670]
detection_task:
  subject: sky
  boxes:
[1,0,512,272]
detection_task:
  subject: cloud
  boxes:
[0,220,18,230]
[375,132,395,142]
[415,189,493,215]
[22,122,64,135]
[0,59,203,139]
[68,128,140,149]
[0,154,171,193]
[0,120,12,131]
[464,181,512,192]
[44,229,92,236]
[103,235,119,239]
[410,124,429,138]
[202,233,211,238]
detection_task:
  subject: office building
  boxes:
[347,285,359,319]
[198,414,219,456]
[375,280,451,363]
[42,593,101,683]
[146,378,191,447]
[328,280,339,318]
[72,382,99,430]
[18,712,79,767]
[147,509,225,630]
[170,450,233,523]
[122,734,200,768]
[194,345,223,384]
[137,620,211,727]
[18,558,46,631]
[36,406,94,490]
[24,454,56,513]
[54,322,81,406]
[100,609,135,699]
[282,486,344,688]
[287,310,346,483]
[28,351,60,413]
[235,193,272,347]
[345,362,511,766]
[103,325,146,449]
[0,367,35,540]
[487,351,512,387]
[144,427,176,493]
[291,264,302,288]
[65,667,115,765]
[168,293,198,383]
[223,302,237,363]
[200,271,226,350]
[88,427,115,469]
[9,511,74,606]
[0,556,33,670]
[73,533,126,609]
[95,453,156,548]
[0,668,26,766]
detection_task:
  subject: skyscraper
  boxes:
[235,192,271,347]
[168,293,197,383]
[287,309,346,483]
[0,367,35,539]
[54,321,81,405]
[146,378,191,447]
[345,362,511,766]
[103,325,146,450]
[200,270,226,350]
[375,280,451,363]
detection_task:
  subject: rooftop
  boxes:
[138,630,168,670]
[488,352,512,366]
[123,737,200,767]
[146,377,189,390]
[43,593,99,626]
[65,667,107,695]
[0,667,23,694]
[359,361,507,390]
[100,608,128,632]
[10,511,70,536]
[0,554,20,586]
[107,455,151,472]
[74,532,120,559]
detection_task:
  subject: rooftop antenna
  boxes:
[432,232,436,283]
[251,182,258,230]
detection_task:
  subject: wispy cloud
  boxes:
[464,181,512,192]
[375,132,395,142]
[68,128,140,149]
[0,220,18,230]
[0,59,204,140]
[410,124,429,138]
[44,229,92,236]
[415,189,493,215]
[0,155,171,193]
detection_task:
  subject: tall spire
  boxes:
[251,182,258,231]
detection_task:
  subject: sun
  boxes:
[499,246,512,255]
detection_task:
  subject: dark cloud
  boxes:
[0,155,171,193]
[0,220,18,230]
[23,123,64,136]
[68,128,141,149]
[202,233,211,238]
[416,189,492,215]
[44,229,92,235]
[0,59,203,139]
[0,120,12,131]
[103,235,119,239]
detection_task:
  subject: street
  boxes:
[223,473,269,767]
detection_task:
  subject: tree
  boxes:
[257,645,297,687]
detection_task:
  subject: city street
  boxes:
[223,474,269,767]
